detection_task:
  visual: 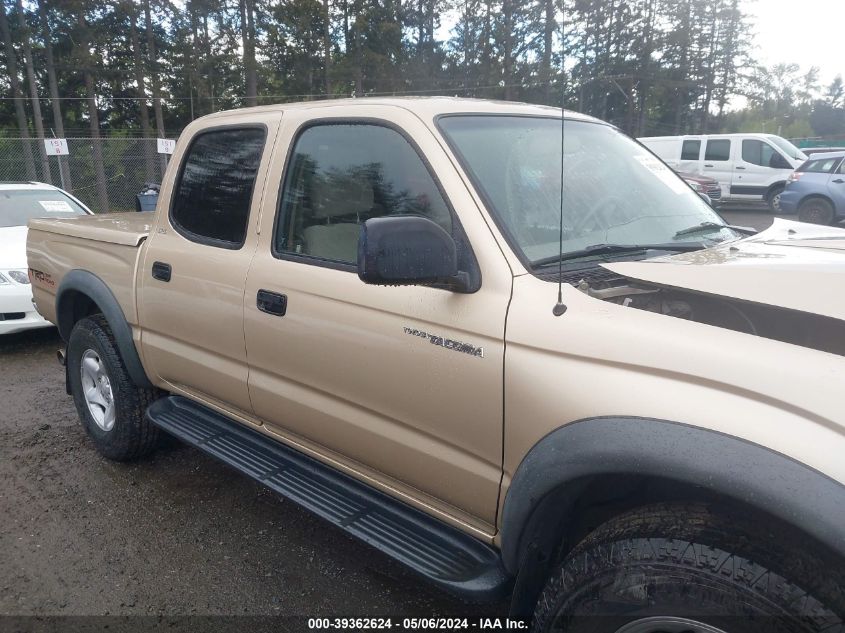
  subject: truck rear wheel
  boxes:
[67,314,161,461]
[532,503,843,633]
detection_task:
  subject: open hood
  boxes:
[603,219,845,321]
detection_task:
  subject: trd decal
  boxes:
[29,269,55,287]
[404,327,484,358]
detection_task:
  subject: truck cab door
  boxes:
[242,106,512,534]
[138,113,281,416]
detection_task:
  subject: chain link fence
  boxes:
[0,137,172,214]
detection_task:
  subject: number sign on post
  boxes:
[157,138,176,155]
[44,139,69,156]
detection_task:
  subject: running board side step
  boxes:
[146,396,511,602]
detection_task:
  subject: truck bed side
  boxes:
[27,213,150,328]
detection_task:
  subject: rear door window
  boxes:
[799,157,840,173]
[170,127,266,248]
[704,139,731,162]
[681,140,701,161]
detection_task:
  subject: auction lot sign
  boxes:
[44,138,69,156]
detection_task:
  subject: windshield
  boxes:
[438,115,738,265]
[0,189,88,228]
[767,135,807,161]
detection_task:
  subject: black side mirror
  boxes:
[357,216,470,291]
[770,153,791,170]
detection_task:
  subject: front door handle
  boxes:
[735,166,746,170]
[257,289,287,317]
[704,164,714,168]
[833,178,845,184]
[151,261,171,282]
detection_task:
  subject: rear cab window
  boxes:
[170,127,266,249]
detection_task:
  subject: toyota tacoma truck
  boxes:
[27,98,845,632]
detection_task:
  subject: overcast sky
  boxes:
[745,0,843,88]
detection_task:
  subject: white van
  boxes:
[637,133,807,211]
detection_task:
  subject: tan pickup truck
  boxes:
[27,98,845,631]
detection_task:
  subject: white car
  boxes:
[1,182,92,335]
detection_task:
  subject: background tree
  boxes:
[0,0,841,155]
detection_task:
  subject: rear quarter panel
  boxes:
[27,227,145,328]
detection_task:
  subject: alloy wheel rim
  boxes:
[80,349,115,431]
[614,617,729,633]
[804,205,830,224]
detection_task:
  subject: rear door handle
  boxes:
[257,289,287,317]
[735,166,746,170]
[834,179,845,184]
[151,261,171,282]
[704,164,714,168]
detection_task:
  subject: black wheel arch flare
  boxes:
[56,269,153,389]
[500,416,845,574]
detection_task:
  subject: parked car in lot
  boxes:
[676,170,722,206]
[802,147,845,157]
[639,133,807,211]
[27,99,845,630]
[0,182,92,335]
[780,151,845,224]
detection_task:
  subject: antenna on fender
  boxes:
[553,9,567,318]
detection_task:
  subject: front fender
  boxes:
[500,416,845,573]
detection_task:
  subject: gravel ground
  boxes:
[0,328,504,622]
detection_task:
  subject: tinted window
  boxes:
[742,139,778,167]
[799,157,839,173]
[681,140,701,161]
[840,160,845,174]
[275,123,452,264]
[171,128,266,247]
[0,189,88,227]
[705,139,731,161]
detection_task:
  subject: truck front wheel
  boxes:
[532,503,843,633]
[67,314,161,461]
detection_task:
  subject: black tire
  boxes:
[798,198,835,225]
[67,314,161,461]
[532,503,844,633]
[767,185,785,213]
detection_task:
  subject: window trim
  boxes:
[270,117,480,284]
[168,123,268,250]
